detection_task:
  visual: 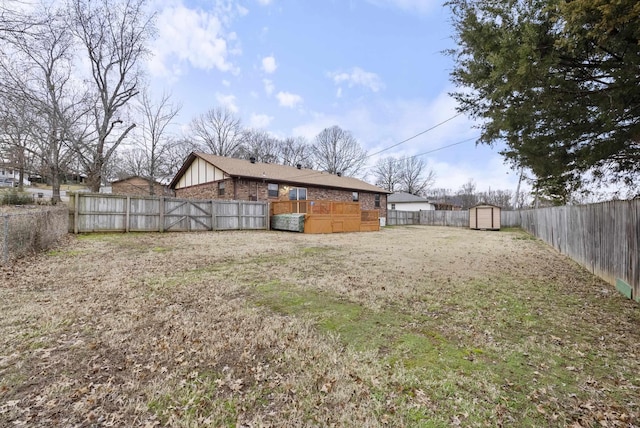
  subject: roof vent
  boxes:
[337,172,342,177]
[296,163,302,169]
[249,157,256,164]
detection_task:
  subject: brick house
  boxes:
[169,153,390,220]
[111,176,174,196]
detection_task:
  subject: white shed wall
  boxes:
[386,201,435,212]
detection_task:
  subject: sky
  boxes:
[144,0,524,194]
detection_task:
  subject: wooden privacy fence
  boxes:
[387,210,469,227]
[512,200,639,302]
[68,193,269,233]
[271,200,379,233]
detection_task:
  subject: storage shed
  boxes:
[469,203,501,230]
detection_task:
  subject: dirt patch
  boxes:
[1,227,638,426]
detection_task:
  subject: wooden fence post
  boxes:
[3,216,8,264]
[159,197,165,233]
[238,201,243,230]
[125,196,131,233]
[266,202,270,230]
[74,192,80,234]
[211,200,216,231]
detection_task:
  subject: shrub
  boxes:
[0,189,34,205]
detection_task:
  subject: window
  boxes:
[391,203,396,210]
[374,194,380,208]
[288,187,307,200]
[218,181,225,196]
[268,183,279,198]
[352,192,359,202]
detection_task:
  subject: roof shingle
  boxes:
[171,153,391,194]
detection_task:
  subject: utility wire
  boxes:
[366,112,463,159]
[255,113,469,183]
[361,135,478,174]
[402,135,477,160]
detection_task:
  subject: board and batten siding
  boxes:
[175,157,227,189]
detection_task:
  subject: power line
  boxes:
[247,113,470,183]
[366,112,463,159]
[404,135,478,160]
[362,136,478,174]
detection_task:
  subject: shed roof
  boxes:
[169,152,391,194]
[387,191,430,203]
[470,203,502,209]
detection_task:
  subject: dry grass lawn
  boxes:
[1,226,639,427]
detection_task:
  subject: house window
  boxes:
[268,183,279,198]
[352,192,359,202]
[218,181,225,196]
[374,194,380,208]
[288,187,307,200]
[391,203,396,210]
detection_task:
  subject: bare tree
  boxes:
[398,157,435,196]
[457,179,478,209]
[129,90,181,194]
[164,138,200,176]
[0,95,35,190]
[278,136,312,167]
[311,126,366,176]
[238,129,279,163]
[477,188,514,209]
[190,107,244,157]
[427,188,455,204]
[70,0,155,192]
[372,156,401,192]
[0,1,40,41]
[0,6,83,202]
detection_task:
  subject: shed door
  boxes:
[477,207,494,229]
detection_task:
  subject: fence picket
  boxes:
[68,193,268,233]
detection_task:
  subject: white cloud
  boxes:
[288,88,521,191]
[249,113,274,128]
[148,2,240,79]
[276,91,303,108]
[256,0,272,5]
[236,4,249,15]
[263,79,275,96]
[261,56,277,74]
[328,67,385,93]
[222,80,231,87]
[428,155,519,193]
[216,93,239,113]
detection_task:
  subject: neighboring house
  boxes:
[0,161,21,187]
[169,153,390,219]
[111,176,175,197]
[387,192,435,211]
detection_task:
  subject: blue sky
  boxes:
[145,0,522,193]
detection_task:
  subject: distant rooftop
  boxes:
[387,192,430,203]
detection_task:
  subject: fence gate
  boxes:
[164,199,213,231]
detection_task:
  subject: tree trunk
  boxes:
[50,166,61,205]
[86,170,102,193]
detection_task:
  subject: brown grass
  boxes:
[1,226,639,427]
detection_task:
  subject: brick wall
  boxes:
[175,178,387,218]
[112,177,174,196]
